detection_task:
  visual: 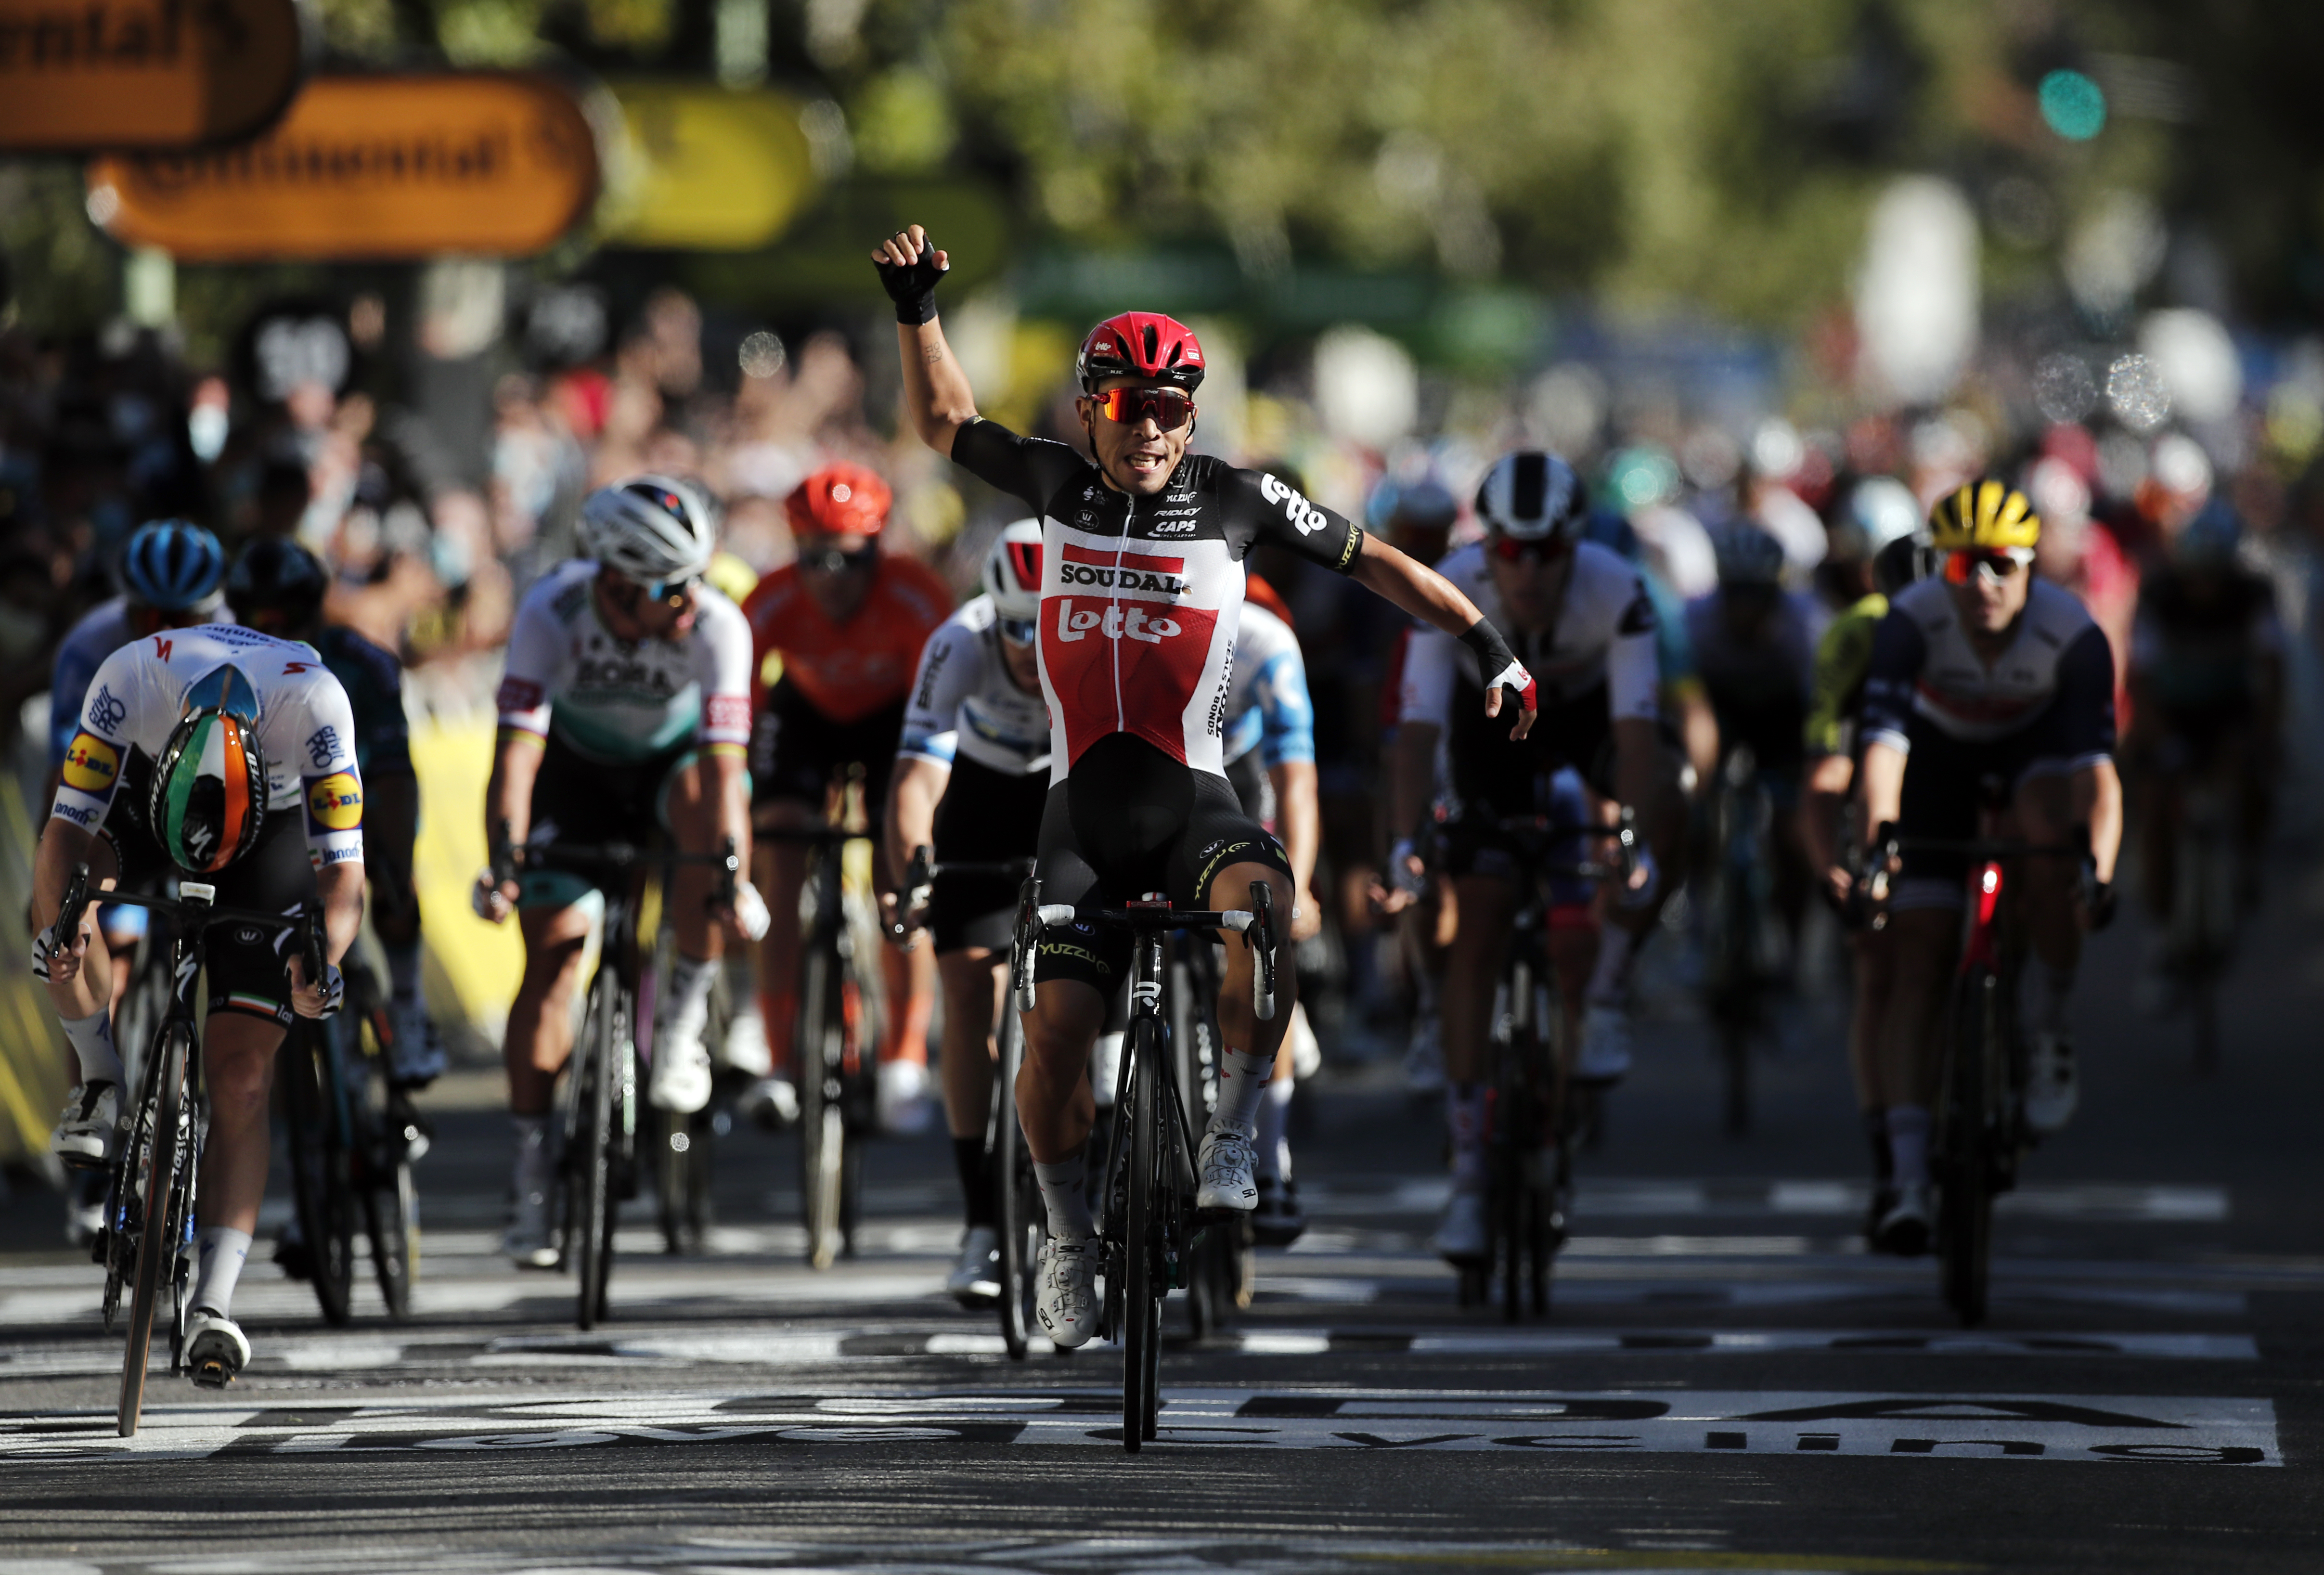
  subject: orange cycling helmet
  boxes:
[786,463,892,537]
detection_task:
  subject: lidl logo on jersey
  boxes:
[304,772,363,833]
[61,733,120,794]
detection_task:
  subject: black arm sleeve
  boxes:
[1225,465,1365,574]
[2042,623,2118,762]
[1857,608,1927,749]
[948,418,1093,515]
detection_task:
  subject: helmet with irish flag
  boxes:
[150,664,267,873]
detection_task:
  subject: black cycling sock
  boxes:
[953,1136,995,1227]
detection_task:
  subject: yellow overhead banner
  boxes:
[0,0,309,152]
[88,72,598,261]
[602,82,816,252]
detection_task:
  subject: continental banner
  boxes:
[88,71,598,260]
[0,0,309,152]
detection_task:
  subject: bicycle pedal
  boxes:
[189,1356,236,1390]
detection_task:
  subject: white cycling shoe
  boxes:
[648,1017,714,1114]
[50,1081,120,1170]
[878,1059,936,1135]
[1035,1236,1099,1349]
[1196,1123,1258,1212]
[1430,1188,1489,1265]
[503,1188,560,1270]
[947,1225,1002,1308]
[1874,1179,1933,1257]
[2025,1032,2079,1135]
[740,1075,800,1131]
[1574,1003,1634,1083]
[184,1307,249,1389]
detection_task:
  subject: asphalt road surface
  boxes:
[2,894,2321,1575]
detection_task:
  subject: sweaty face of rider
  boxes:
[1948,553,2031,635]
[597,569,699,640]
[1485,536,1572,633]
[797,529,878,622]
[1079,376,1192,498]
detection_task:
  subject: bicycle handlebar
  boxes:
[1009,880,1279,1019]
[50,861,327,1001]
[893,845,1039,940]
[1850,821,2098,928]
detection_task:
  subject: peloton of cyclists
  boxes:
[476,476,766,1267]
[38,623,370,1385]
[875,221,1536,1347]
[742,464,953,1134]
[1391,451,1683,1265]
[1855,478,2121,1254]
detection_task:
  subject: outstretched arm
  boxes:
[1349,534,1536,740]
[874,225,978,457]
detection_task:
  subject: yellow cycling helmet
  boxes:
[1928,478,2041,552]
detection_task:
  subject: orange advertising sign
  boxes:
[88,72,598,260]
[0,0,309,152]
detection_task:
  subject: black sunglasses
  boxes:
[802,544,878,574]
[997,615,1038,645]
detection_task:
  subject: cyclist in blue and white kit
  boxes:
[1219,595,1322,1245]
[887,521,1055,1305]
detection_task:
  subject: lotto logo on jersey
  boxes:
[304,772,364,834]
[1053,599,1183,645]
[1258,472,1329,536]
[61,733,120,794]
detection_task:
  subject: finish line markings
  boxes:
[0,1387,2278,1465]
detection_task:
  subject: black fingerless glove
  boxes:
[1458,619,1536,708]
[874,243,947,325]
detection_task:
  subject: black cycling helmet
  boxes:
[225,537,330,636]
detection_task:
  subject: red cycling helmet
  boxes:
[1077,312,1205,392]
[786,463,892,537]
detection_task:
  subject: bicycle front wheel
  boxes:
[283,1030,357,1327]
[994,1007,1040,1359]
[1939,965,2000,1328]
[119,1021,192,1436]
[573,971,620,1330]
[1121,1018,1162,1452]
[797,946,847,1271]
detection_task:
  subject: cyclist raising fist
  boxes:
[873,223,1534,1347]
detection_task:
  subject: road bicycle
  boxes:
[277,946,425,1325]
[50,862,327,1437]
[762,823,885,1270]
[1013,877,1277,1453]
[1865,820,2089,1328]
[898,847,1046,1357]
[1700,747,1784,1137]
[504,828,740,1329]
[1458,811,1632,1319]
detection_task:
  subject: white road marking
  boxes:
[0,1387,2277,1466]
[1310,1179,2231,1224]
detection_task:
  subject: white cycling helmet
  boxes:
[580,474,718,588]
[981,518,1044,621]
[1474,450,1588,542]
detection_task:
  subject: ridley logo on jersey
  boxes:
[1052,599,1182,645]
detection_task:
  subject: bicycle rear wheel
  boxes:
[119,1021,191,1436]
[994,1009,1041,1359]
[572,970,619,1330]
[1940,966,1999,1327]
[1121,1019,1160,1452]
[282,1029,356,1327]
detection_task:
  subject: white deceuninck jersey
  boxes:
[53,623,366,869]
[897,595,1052,778]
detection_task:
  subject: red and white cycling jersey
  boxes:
[950,419,1362,783]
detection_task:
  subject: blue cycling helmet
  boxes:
[122,520,226,613]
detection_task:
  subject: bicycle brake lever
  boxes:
[1248,881,1276,1022]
